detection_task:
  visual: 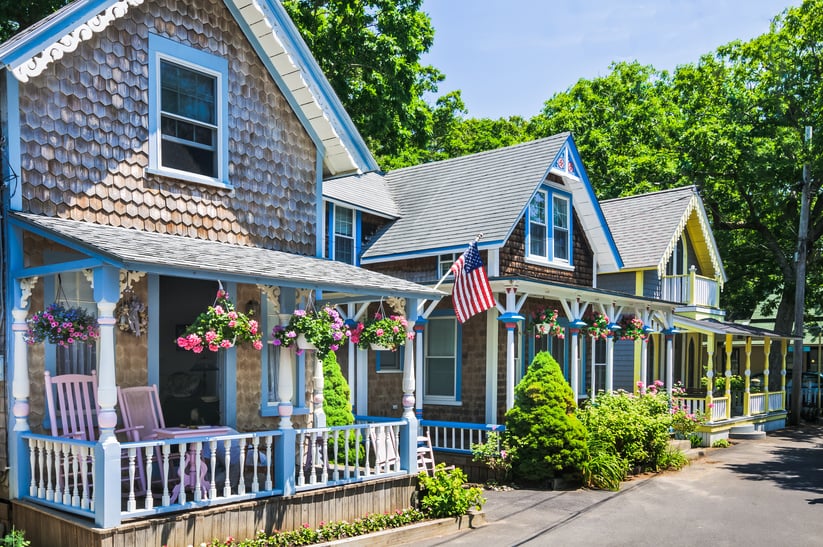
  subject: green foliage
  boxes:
[712,438,731,448]
[505,352,588,483]
[580,439,627,491]
[205,508,425,546]
[578,386,673,473]
[322,352,363,463]
[417,464,485,518]
[658,447,689,471]
[471,431,512,484]
[1,529,29,547]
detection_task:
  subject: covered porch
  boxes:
[7,213,441,544]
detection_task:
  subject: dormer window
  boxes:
[148,34,229,187]
[326,204,359,264]
[526,188,572,266]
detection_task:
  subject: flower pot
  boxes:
[370,343,394,351]
[297,334,317,350]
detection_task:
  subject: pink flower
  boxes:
[228,311,238,320]
[208,342,219,352]
[253,340,263,350]
[214,305,225,315]
[286,330,297,339]
[220,339,233,348]
[375,328,384,337]
[228,320,237,328]
[249,320,258,334]
[392,325,400,333]
[272,339,282,346]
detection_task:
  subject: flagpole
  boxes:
[417,233,484,313]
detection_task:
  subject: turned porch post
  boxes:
[500,286,523,411]
[763,338,772,412]
[399,300,419,473]
[414,318,426,419]
[724,333,733,420]
[705,333,715,420]
[744,336,752,416]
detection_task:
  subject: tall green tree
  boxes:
[0,0,67,42]
[282,0,461,165]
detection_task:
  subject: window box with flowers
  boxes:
[617,314,646,341]
[176,289,263,353]
[25,303,100,346]
[531,307,564,338]
[582,310,610,339]
[270,306,347,358]
[350,313,413,351]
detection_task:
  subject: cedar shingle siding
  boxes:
[19,0,317,253]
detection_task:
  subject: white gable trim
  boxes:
[10,0,143,83]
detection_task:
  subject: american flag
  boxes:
[450,242,496,323]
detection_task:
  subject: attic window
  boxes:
[148,34,229,187]
[526,188,573,267]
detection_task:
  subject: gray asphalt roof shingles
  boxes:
[13,213,442,300]
[599,186,697,270]
[361,134,569,258]
[323,172,401,218]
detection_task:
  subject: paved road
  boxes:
[413,425,823,546]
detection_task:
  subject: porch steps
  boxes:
[728,424,766,440]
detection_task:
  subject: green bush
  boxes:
[2,529,29,547]
[505,352,588,483]
[322,352,363,463]
[579,439,627,491]
[578,386,672,473]
[471,431,512,484]
[689,433,703,448]
[712,438,731,448]
[658,447,689,471]
[417,464,485,518]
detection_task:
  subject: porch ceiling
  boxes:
[673,315,798,340]
[11,213,444,302]
[490,277,679,314]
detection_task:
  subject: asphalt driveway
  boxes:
[412,425,823,546]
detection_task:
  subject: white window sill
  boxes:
[524,256,574,271]
[422,398,462,406]
[376,369,403,374]
[146,166,232,190]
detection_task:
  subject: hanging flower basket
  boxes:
[25,303,100,346]
[531,308,564,338]
[582,310,610,339]
[176,289,263,353]
[270,306,346,358]
[618,314,646,341]
[350,313,412,351]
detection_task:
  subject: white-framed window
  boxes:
[528,190,548,258]
[148,33,229,187]
[526,188,573,266]
[553,194,570,262]
[54,272,97,375]
[438,253,458,278]
[376,347,403,373]
[424,317,460,403]
[332,205,355,264]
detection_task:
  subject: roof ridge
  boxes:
[386,132,570,177]
[600,185,696,204]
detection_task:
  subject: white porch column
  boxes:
[312,353,326,428]
[500,286,523,411]
[414,318,426,419]
[639,337,649,394]
[94,266,120,442]
[277,350,295,429]
[606,331,615,393]
[346,305,356,410]
[570,327,581,401]
[355,346,368,415]
[665,331,675,398]
[485,307,499,423]
[400,302,419,473]
[10,307,30,499]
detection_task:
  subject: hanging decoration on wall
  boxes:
[115,288,148,337]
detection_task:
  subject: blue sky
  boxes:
[421,1,799,119]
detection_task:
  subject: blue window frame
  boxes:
[424,316,461,404]
[376,347,403,373]
[326,203,360,265]
[148,34,229,187]
[526,187,573,265]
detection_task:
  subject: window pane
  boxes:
[428,321,455,355]
[530,224,547,256]
[554,228,569,260]
[378,350,401,371]
[426,358,455,396]
[438,254,456,278]
[334,207,353,236]
[162,139,216,177]
[553,196,568,229]
[529,193,546,222]
[335,235,354,264]
[161,61,215,124]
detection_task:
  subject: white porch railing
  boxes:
[749,393,766,415]
[675,396,727,422]
[661,272,719,308]
[420,420,505,454]
[769,391,785,411]
[295,420,406,491]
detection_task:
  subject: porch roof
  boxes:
[11,213,443,301]
[673,316,797,340]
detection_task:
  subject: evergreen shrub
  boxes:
[504,352,588,483]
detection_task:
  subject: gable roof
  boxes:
[356,133,622,273]
[0,0,377,176]
[323,171,401,218]
[11,212,442,301]
[600,186,727,282]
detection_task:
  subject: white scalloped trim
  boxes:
[11,0,144,83]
